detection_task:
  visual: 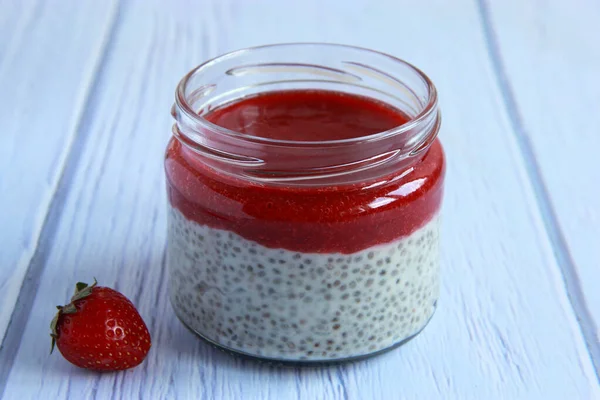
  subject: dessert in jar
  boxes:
[165,43,445,364]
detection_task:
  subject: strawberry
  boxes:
[50,279,151,371]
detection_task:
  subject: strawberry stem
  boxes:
[71,278,97,302]
[74,282,88,295]
[50,279,98,354]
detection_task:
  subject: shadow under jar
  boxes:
[165,43,445,365]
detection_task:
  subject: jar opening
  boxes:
[172,43,440,186]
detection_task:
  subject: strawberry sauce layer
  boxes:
[165,90,445,254]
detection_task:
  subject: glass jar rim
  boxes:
[174,42,438,147]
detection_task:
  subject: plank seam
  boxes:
[476,0,600,382]
[335,366,349,400]
[0,1,123,397]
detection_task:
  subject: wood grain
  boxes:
[483,0,600,370]
[1,0,598,399]
[0,0,118,343]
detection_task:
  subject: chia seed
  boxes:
[168,207,440,361]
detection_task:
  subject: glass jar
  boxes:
[165,43,444,364]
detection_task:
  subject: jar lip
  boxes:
[175,42,438,147]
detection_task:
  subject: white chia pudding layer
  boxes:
[167,206,440,361]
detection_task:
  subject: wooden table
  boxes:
[1,1,598,399]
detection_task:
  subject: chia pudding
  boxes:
[168,206,439,360]
[165,45,444,363]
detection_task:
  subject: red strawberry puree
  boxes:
[165,90,445,362]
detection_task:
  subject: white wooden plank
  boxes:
[2,0,598,399]
[483,0,600,369]
[0,0,118,342]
